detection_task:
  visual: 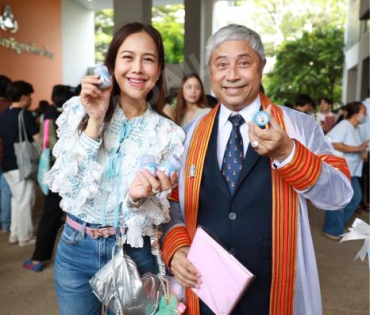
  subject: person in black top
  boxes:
[0,74,12,233]
[0,81,39,246]
[24,85,75,271]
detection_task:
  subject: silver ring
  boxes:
[251,140,259,148]
[152,189,161,194]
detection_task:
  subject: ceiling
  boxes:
[70,0,182,11]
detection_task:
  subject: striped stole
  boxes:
[183,93,298,315]
[181,92,350,315]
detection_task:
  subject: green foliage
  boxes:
[254,0,346,56]
[264,27,344,105]
[95,9,114,64]
[94,6,184,64]
[152,5,184,64]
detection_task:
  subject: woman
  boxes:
[174,73,210,126]
[316,97,337,134]
[46,23,185,315]
[323,101,369,240]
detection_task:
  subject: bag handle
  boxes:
[150,232,166,278]
[42,119,51,150]
[112,234,170,314]
[18,110,28,143]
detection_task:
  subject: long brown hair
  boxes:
[175,73,208,125]
[78,22,166,136]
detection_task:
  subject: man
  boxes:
[295,93,315,117]
[0,75,12,233]
[0,81,39,246]
[162,25,352,315]
[0,75,12,111]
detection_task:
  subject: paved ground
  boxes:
[0,189,368,315]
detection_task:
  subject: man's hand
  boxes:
[170,246,201,288]
[248,105,294,162]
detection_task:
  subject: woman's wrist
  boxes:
[85,118,102,140]
[127,194,146,208]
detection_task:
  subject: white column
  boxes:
[114,0,152,31]
[183,0,214,94]
[62,0,95,86]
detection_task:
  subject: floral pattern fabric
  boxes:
[46,96,185,247]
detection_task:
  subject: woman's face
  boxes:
[320,99,331,113]
[114,31,161,103]
[183,77,202,105]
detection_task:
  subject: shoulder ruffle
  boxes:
[46,97,104,214]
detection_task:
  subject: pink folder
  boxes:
[187,227,254,315]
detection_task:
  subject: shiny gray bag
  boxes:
[89,235,169,315]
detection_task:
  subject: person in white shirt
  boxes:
[358,98,370,211]
[316,97,337,134]
[323,101,370,240]
[162,24,353,315]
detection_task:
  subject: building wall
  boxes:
[61,0,95,86]
[342,0,370,103]
[0,0,63,109]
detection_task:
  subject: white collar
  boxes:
[219,95,261,127]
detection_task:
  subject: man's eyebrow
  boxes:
[214,53,251,61]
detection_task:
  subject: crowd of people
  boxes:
[0,21,368,315]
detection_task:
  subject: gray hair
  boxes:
[205,24,265,66]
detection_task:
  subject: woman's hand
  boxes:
[80,74,112,124]
[359,140,370,151]
[128,169,178,199]
[361,150,369,162]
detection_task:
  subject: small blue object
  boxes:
[159,154,182,177]
[140,155,157,176]
[93,65,112,90]
[253,110,270,128]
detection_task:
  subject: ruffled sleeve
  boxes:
[45,97,104,214]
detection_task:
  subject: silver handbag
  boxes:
[89,234,169,315]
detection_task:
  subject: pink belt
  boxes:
[66,216,116,239]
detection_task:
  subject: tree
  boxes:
[264,26,344,105]
[254,0,346,56]
[152,5,184,64]
[94,6,184,64]
[95,9,114,64]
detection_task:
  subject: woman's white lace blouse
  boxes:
[46,96,185,247]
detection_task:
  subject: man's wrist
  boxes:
[273,139,296,169]
[275,139,294,162]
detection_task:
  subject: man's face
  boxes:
[296,103,310,113]
[20,94,32,109]
[209,40,265,111]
